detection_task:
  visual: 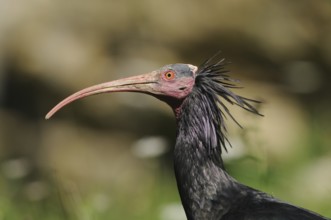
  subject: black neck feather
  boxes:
[174,56,261,220]
[178,56,261,164]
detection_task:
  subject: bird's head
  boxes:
[45,63,198,119]
[46,55,261,153]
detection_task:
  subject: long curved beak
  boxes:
[45,71,159,119]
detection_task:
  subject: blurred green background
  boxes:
[0,0,331,219]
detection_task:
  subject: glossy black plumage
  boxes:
[173,56,329,220]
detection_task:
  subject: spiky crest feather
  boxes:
[179,54,262,165]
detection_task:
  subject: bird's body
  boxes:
[175,94,328,220]
[173,60,329,219]
[46,55,330,220]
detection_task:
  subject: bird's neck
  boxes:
[173,93,242,220]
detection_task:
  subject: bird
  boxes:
[46,54,330,220]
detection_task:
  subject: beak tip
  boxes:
[45,112,53,120]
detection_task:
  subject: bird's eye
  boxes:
[164,71,176,80]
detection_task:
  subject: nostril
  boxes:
[179,87,186,91]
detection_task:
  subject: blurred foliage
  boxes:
[0,0,331,219]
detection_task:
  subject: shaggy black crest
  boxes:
[197,55,262,150]
[180,54,262,163]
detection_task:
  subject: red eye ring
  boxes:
[164,70,176,80]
